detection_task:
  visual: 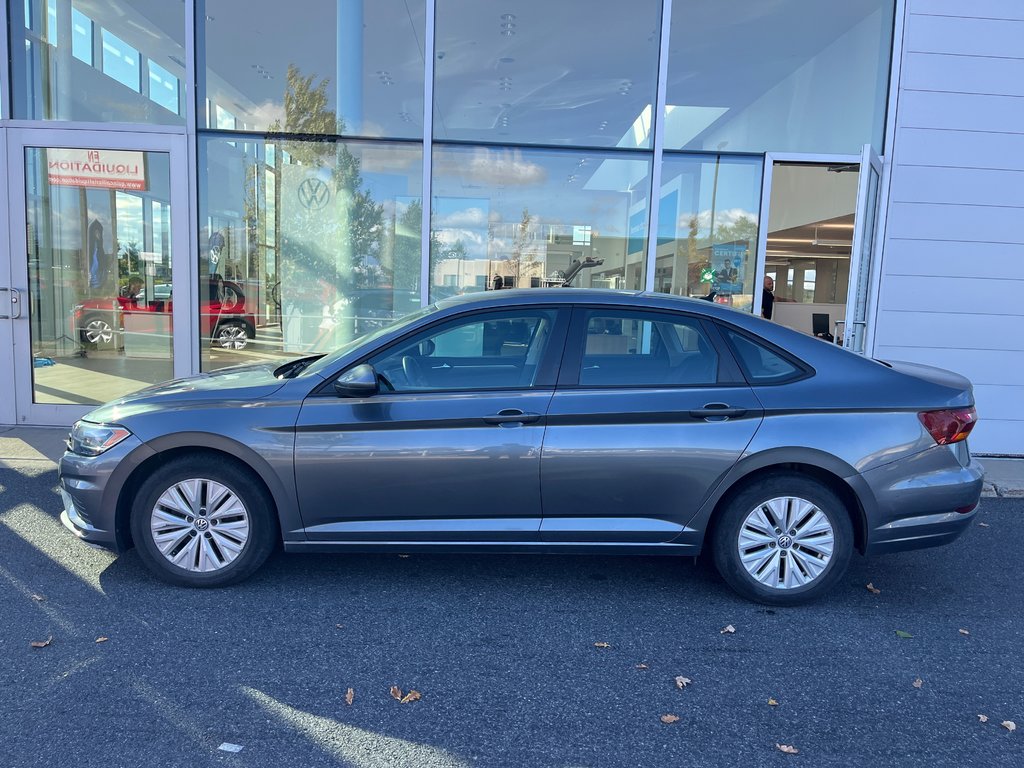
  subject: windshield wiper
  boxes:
[275,355,325,379]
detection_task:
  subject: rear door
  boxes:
[293,306,569,541]
[539,306,763,543]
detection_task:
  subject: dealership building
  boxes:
[0,0,1020,455]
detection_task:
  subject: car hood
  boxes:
[82,361,287,424]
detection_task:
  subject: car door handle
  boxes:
[689,403,747,421]
[483,409,541,425]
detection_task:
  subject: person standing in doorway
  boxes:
[762,275,775,320]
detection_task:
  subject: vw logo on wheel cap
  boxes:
[777,535,793,549]
[194,517,210,532]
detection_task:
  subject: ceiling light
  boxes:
[812,227,852,247]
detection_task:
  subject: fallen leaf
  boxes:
[31,593,46,602]
[95,637,109,644]
[660,714,680,724]
[978,715,989,723]
[218,743,243,753]
[30,636,52,649]
[593,642,611,649]
[768,698,779,707]
[635,663,649,670]
[959,628,970,636]
[978,522,990,528]
[400,690,421,704]
[674,676,692,689]
[912,678,923,689]
[1002,721,1016,733]
[721,625,736,634]
[390,685,403,701]
[345,688,354,706]
[895,630,913,639]
[776,743,799,755]
[866,583,881,595]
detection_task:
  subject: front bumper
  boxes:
[58,434,149,552]
[855,446,984,556]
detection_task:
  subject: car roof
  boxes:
[437,288,752,320]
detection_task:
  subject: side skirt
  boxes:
[283,540,702,556]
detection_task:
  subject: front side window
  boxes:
[370,310,559,392]
[577,311,719,387]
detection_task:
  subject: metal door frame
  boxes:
[843,144,884,352]
[5,127,192,425]
[0,128,15,426]
[753,152,862,321]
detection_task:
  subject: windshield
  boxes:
[298,304,439,378]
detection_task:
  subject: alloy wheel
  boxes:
[737,496,835,589]
[216,324,248,350]
[150,478,250,573]
[84,319,114,344]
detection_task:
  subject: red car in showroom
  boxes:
[73,278,256,351]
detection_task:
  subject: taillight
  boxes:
[918,406,977,445]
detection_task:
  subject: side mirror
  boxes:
[333,363,379,398]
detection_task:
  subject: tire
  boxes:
[79,314,116,346]
[130,456,277,587]
[213,320,250,350]
[711,473,853,606]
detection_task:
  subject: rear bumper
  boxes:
[854,447,983,556]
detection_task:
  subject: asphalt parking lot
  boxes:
[1,451,1021,768]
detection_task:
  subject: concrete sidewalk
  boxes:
[2,425,1022,497]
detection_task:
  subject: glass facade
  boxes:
[10,0,186,124]
[665,0,894,154]
[199,136,423,370]
[25,147,175,404]
[654,154,762,311]
[430,145,651,298]
[433,0,662,148]
[1,0,898,416]
[199,0,425,138]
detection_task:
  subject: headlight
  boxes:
[69,421,132,457]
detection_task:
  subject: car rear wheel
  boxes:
[711,474,853,605]
[214,321,249,350]
[80,315,115,345]
[130,457,276,587]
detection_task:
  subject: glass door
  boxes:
[5,129,190,425]
[843,144,883,354]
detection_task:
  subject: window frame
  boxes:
[557,305,745,390]
[312,305,572,397]
[714,321,815,387]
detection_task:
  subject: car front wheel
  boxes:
[130,456,276,587]
[711,474,853,605]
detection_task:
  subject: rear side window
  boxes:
[577,310,719,387]
[722,327,802,384]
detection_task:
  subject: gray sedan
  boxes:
[59,290,983,604]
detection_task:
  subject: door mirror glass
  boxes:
[334,363,380,398]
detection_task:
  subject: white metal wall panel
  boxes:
[898,91,1024,132]
[892,166,1024,208]
[880,275,1024,313]
[879,0,1024,457]
[909,0,1024,20]
[903,52,1024,97]
[880,239,1024,280]
[895,127,1024,171]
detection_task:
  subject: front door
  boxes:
[5,129,190,425]
[540,307,763,544]
[843,144,884,353]
[293,306,570,541]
